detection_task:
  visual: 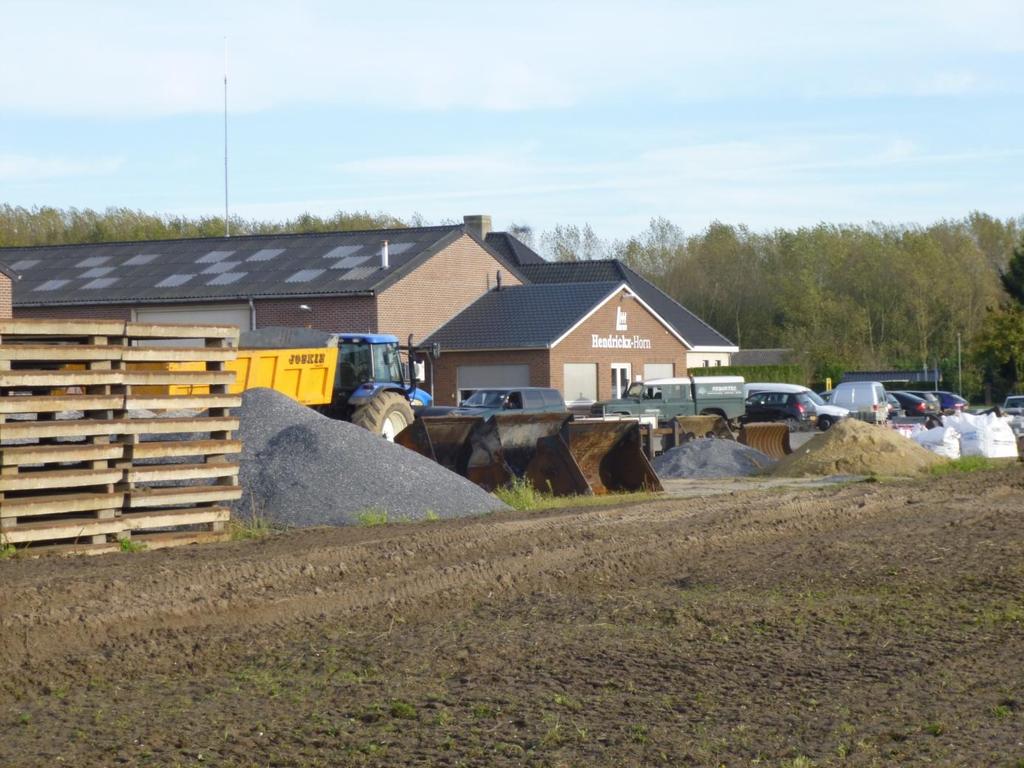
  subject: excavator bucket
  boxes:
[394,415,484,476]
[675,415,736,442]
[525,420,663,496]
[737,423,793,460]
[397,413,663,497]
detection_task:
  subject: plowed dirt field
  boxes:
[2,467,1023,767]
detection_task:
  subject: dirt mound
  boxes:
[771,417,946,477]
[653,438,776,478]
[234,388,508,526]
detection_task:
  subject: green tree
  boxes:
[1000,234,1024,306]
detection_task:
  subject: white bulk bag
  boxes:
[911,425,960,460]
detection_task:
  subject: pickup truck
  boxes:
[590,376,746,424]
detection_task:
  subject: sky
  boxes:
[2,0,1022,245]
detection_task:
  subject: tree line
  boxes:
[1,204,1021,399]
[532,214,1023,400]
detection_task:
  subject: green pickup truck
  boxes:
[590,376,746,424]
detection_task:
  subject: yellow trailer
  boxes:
[137,347,338,406]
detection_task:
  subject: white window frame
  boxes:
[610,362,632,399]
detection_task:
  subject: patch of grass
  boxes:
[991,704,1012,719]
[423,510,440,522]
[494,476,661,512]
[230,499,277,540]
[118,538,147,553]
[924,721,945,736]
[389,700,417,720]
[356,507,389,527]
[553,693,581,711]
[930,455,1003,476]
[0,543,17,560]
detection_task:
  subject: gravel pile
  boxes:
[234,388,509,527]
[653,438,776,478]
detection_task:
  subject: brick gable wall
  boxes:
[0,275,11,319]
[377,234,522,345]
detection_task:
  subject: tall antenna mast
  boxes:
[223,36,230,237]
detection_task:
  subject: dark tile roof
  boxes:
[3,224,525,307]
[484,232,546,266]
[519,260,736,349]
[425,282,624,350]
[730,348,793,366]
[0,261,18,281]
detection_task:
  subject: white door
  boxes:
[563,363,597,403]
[611,363,632,398]
[456,364,530,401]
[643,363,674,381]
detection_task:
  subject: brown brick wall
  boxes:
[377,234,522,344]
[15,303,133,320]
[255,296,378,333]
[431,349,550,406]
[550,292,688,401]
[430,291,690,405]
[0,275,12,319]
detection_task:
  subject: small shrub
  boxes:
[494,477,544,510]
[119,539,147,553]
[230,498,276,540]
[356,508,389,527]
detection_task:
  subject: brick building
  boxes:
[425,282,701,406]
[0,214,737,404]
[0,261,16,319]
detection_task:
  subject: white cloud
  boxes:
[0,153,124,180]
[2,0,1021,116]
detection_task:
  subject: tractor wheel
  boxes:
[351,392,414,441]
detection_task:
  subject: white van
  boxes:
[830,381,889,424]
[744,382,850,431]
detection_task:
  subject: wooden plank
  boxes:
[0,491,124,518]
[128,530,230,550]
[0,345,124,362]
[0,516,124,544]
[122,506,231,531]
[122,370,236,386]
[130,439,241,460]
[125,394,241,411]
[121,347,236,363]
[0,394,123,414]
[126,462,239,483]
[0,443,124,467]
[128,485,241,508]
[0,467,123,492]
[125,322,240,341]
[1,416,238,440]
[0,319,127,338]
[0,369,124,388]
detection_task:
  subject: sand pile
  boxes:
[771,418,947,477]
[653,438,776,478]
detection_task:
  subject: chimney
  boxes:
[380,239,389,269]
[463,214,492,241]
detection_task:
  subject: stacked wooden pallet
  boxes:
[0,319,242,555]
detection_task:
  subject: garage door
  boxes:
[643,363,674,381]
[457,364,530,400]
[134,305,250,345]
[563,363,597,403]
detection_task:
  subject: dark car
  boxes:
[903,391,943,415]
[885,392,902,418]
[420,387,566,419]
[889,391,933,417]
[931,391,968,412]
[742,390,817,431]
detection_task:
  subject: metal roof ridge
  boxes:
[0,223,463,252]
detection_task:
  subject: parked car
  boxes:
[889,391,932,417]
[830,381,889,424]
[886,392,902,418]
[421,387,566,418]
[932,391,968,412]
[1004,395,1024,416]
[745,383,848,430]
[742,389,818,431]
[902,390,943,415]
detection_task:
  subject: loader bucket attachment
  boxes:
[675,415,735,442]
[463,412,569,491]
[394,415,483,476]
[737,423,792,460]
[525,420,663,496]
